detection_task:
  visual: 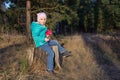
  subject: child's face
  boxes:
[38,17,46,25]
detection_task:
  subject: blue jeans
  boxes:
[39,40,66,71]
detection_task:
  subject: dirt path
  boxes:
[82,33,120,80]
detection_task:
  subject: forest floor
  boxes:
[0,33,120,80]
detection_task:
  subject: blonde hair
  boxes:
[37,12,47,22]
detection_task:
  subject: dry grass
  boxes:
[0,33,27,80]
[0,33,26,49]
[0,33,120,80]
[59,35,109,80]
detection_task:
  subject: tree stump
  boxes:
[26,45,62,71]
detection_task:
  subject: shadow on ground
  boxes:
[81,33,120,80]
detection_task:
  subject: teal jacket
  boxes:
[30,22,47,48]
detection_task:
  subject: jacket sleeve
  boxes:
[30,23,45,42]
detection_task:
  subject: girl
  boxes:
[30,12,72,74]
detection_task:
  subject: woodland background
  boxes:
[0,0,120,35]
[0,0,120,80]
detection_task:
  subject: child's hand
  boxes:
[45,37,49,42]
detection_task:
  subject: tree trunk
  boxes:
[26,0,31,41]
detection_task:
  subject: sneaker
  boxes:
[62,51,72,57]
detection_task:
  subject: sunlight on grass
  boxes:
[0,33,119,80]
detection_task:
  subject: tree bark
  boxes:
[26,0,31,41]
